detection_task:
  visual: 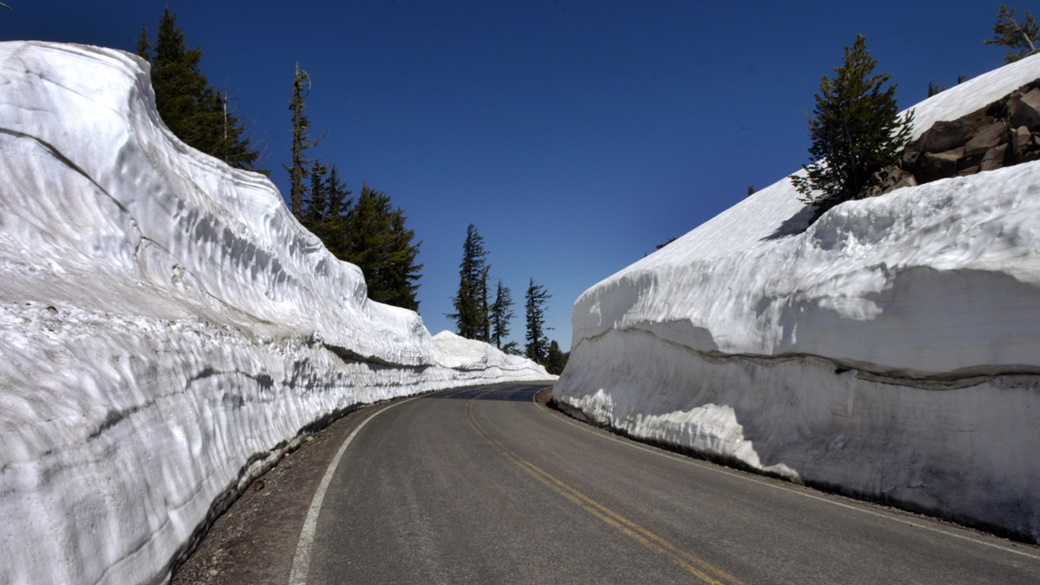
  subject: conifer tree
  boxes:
[305,161,329,226]
[544,340,567,375]
[286,63,318,218]
[341,184,422,310]
[489,280,514,350]
[317,165,352,258]
[791,35,913,221]
[986,5,1040,63]
[449,224,490,340]
[524,279,551,364]
[135,24,151,62]
[141,8,261,171]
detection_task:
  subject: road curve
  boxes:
[297,383,1040,584]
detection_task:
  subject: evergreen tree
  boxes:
[286,63,318,218]
[141,8,261,171]
[489,280,514,350]
[524,279,551,364]
[325,166,351,219]
[135,24,151,62]
[986,5,1040,63]
[305,160,329,226]
[341,184,422,310]
[303,161,345,256]
[449,224,490,340]
[791,35,913,222]
[544,340,567,375]
[655,237,678,251]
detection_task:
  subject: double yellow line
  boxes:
[464,390,743,585]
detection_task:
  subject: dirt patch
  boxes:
[534,385,553,408]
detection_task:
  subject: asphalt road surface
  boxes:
[291,383,1040,584]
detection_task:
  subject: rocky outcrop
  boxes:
[870,80,1040,196]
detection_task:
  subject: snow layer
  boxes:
[556,54,1040,542]
[0,41,551,585]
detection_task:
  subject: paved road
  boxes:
[295,383,1040,584]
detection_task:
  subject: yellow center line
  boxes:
[464,390,744,585]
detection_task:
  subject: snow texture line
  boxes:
[544,400,1040,563]
[585,326,1040,389]
[287,395,420,585]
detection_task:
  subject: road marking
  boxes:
[466,388,744,585]
[288,394,423,585]
[536,392,1040,563]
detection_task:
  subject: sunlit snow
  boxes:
[0,41,552,585]
[556,53,1040,543]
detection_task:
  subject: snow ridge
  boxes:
[556,54,1040,542]
[0,41,552,585]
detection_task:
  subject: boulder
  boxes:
[920,147,964,181]
[981,143,1009,171]
[918,119,974,153]
[870,165,918,197]
[963,121,1007,157]
[1008,87,1040,128]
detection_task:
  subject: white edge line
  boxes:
[288,395,421,585]
[534,390,1040,563]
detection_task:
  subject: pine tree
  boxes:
[544,340,567,375]
[142,8,261,171]
[315,165,352,258]
[791,35,913,222]
[524,279,551,364]
[135,24,151,62]
[340,184,422,310]
[986,5,1040,63]
[305,160,329,226]
[286,63,318,218]
[325,166,351,219]
[449,224,490,340]
[489,280,514,350]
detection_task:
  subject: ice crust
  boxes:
[0,41,551,585]
[556,54,1040,542]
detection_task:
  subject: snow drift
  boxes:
[555,54,1040,542]
[0,41,551,585]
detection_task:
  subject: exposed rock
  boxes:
[876,79,1040,197]
[921,148,963,181]
[1015,125,1032,154]
[981,144,1009,171]
[964,121,1007,157]
[919,119,974,152]
[866,165,917,198]
[1008,87,1040,128]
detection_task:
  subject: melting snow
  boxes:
[0,41,552,585]
[556,52,1040,543]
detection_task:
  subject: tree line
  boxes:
[134,8,422,311]
[790,5,1039,224]
[449,224,566,375]
[132,8,562,373]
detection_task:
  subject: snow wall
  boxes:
[555,53,1040,543]
[0,42,552,585]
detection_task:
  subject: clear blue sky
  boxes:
[1,1,1009,350]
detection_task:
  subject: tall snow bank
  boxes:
[556,53,1040,542]
[0,41,551,585]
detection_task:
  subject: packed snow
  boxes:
[556,53,1040,542]
[0,41,552,585]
